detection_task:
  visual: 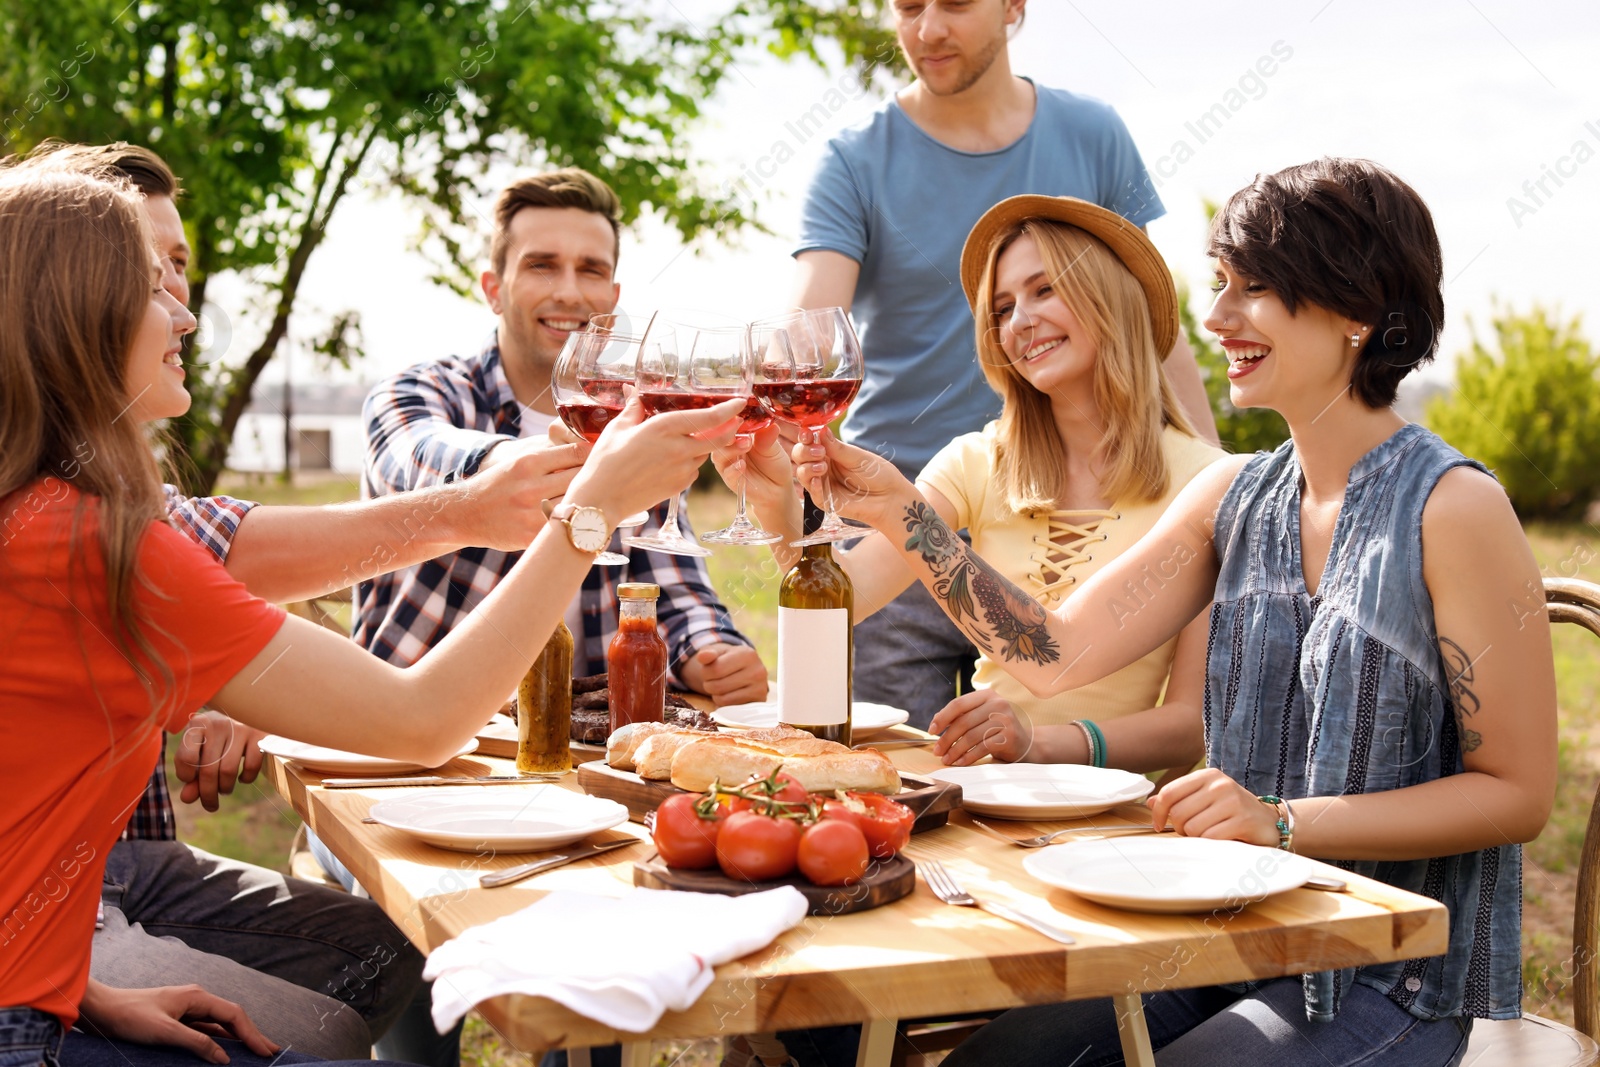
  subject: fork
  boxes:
[971,818,1174,848]
[920,859,1075,945]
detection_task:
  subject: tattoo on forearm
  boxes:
[903,502,1060,665]
[1439,635,1483,753]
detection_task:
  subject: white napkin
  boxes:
[424,886,810,1033]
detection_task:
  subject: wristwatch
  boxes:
[549,503,610,554]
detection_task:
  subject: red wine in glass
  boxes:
[557,401,623,443]
[736,397,772,435]
[753,378,860,428]
[638,391,730,417]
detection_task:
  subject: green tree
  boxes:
[1427,306,1600,520]
[1179,280,1290,455]
[0,0,899,493]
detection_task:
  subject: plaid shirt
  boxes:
[353,335,750,677]
[119,488,257,841]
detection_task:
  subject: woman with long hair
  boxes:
[0,160,743,1067]
[722,196,1224,775]
[793,158,1553,1065]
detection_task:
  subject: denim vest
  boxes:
[1207,423,1520,1022]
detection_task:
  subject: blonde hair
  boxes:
[0,160,175,721]
[973,219,1195,514]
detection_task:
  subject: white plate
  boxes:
[712,701,910,735]
[258,736,479,776]
[926,764,1153,820]
[368,786,629,853]
[1023,837,1316,913]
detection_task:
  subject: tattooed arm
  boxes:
[1153,465,1558,862]
[792,430,1245,697]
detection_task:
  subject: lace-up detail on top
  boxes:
[1029,508,1118,604]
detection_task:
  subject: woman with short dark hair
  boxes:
[797,157,1554,1066]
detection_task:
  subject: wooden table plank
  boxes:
[265,749,1449,1053]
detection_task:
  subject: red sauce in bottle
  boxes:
[608,583,668,733]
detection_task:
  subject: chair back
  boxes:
[1546,577,1600,1039]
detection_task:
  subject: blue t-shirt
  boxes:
[795,81,1164,477]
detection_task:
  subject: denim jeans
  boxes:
[853,579,978,731]
[94,840,424,1060]
[305,832,463,1067]
[0,1008,63,1067]
[939,978,1474,1067]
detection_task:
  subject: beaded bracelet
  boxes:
[1070,719,1106,768]
[1257,794,1296,851]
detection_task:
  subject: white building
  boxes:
[227,382,371,476]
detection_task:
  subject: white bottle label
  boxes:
[776,606,849,726]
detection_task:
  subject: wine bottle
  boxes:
[776,542,853,747]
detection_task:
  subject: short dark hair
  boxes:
[16,139,179,199]
[1207,157,1443,408]
[490,168,621,277]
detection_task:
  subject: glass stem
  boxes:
[732,436,752,526]
[810,428,841,519]
[661,492,685,538]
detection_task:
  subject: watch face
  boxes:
[569,507,609,552]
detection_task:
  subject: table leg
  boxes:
[1113,993,1156,1067]
[620,1043,651,1067]
[855,1018,897,1067]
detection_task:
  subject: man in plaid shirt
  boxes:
[353,168,767,700]
[57,141,583,1065]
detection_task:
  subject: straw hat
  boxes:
[959,195,1180,358]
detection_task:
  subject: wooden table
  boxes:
[266,739,1448,1067]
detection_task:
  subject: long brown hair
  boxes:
[0,163,175,719]
[973,219,1194,514]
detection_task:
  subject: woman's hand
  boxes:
[78,980,279,1065]
[710,423,801,526]
[791,427,917,530]
[1148,768,1280,847]
[567,395,743,523]
[930,689,1035,765]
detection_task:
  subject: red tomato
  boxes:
[797,820,870,886]
[847,792,915,859]
[730,771,810,816]
[716,811,802,882]
[652,793,724,870]
[819,799,866,834]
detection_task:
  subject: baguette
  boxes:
[607,722,694,771]
[633,730,716,780]
[669,736,785,792]
[779,749,900,794]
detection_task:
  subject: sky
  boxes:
[218,0,1600,407]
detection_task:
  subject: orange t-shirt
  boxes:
[0,482,285,1026]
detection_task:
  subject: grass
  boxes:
[180,474,1600,1039]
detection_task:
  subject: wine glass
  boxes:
[752,307,864,546]
[551,328,634,565]
[622,310,748,557]
[699,329,782,547]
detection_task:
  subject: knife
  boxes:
[320,775,556,789]
[850,738,937,750]
[479,838,640,888]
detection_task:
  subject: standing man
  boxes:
[791,0,1217,728]
[356,168,766,698]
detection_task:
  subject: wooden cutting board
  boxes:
[633,852,916,915]
[577,760,962,834]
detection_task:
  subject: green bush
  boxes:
[1427,307,1600,520]
[1178,281,1291,455]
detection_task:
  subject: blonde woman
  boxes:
[722,196,1225,773]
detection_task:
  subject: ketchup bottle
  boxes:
[607,582,668,734]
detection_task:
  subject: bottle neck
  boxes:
[801,543,834,561]
[618,598,659,625]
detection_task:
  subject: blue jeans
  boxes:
[94,839,423,1060]
[939,978,1474,1067]
[305,831,462,1067]
[853,579,978,731]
